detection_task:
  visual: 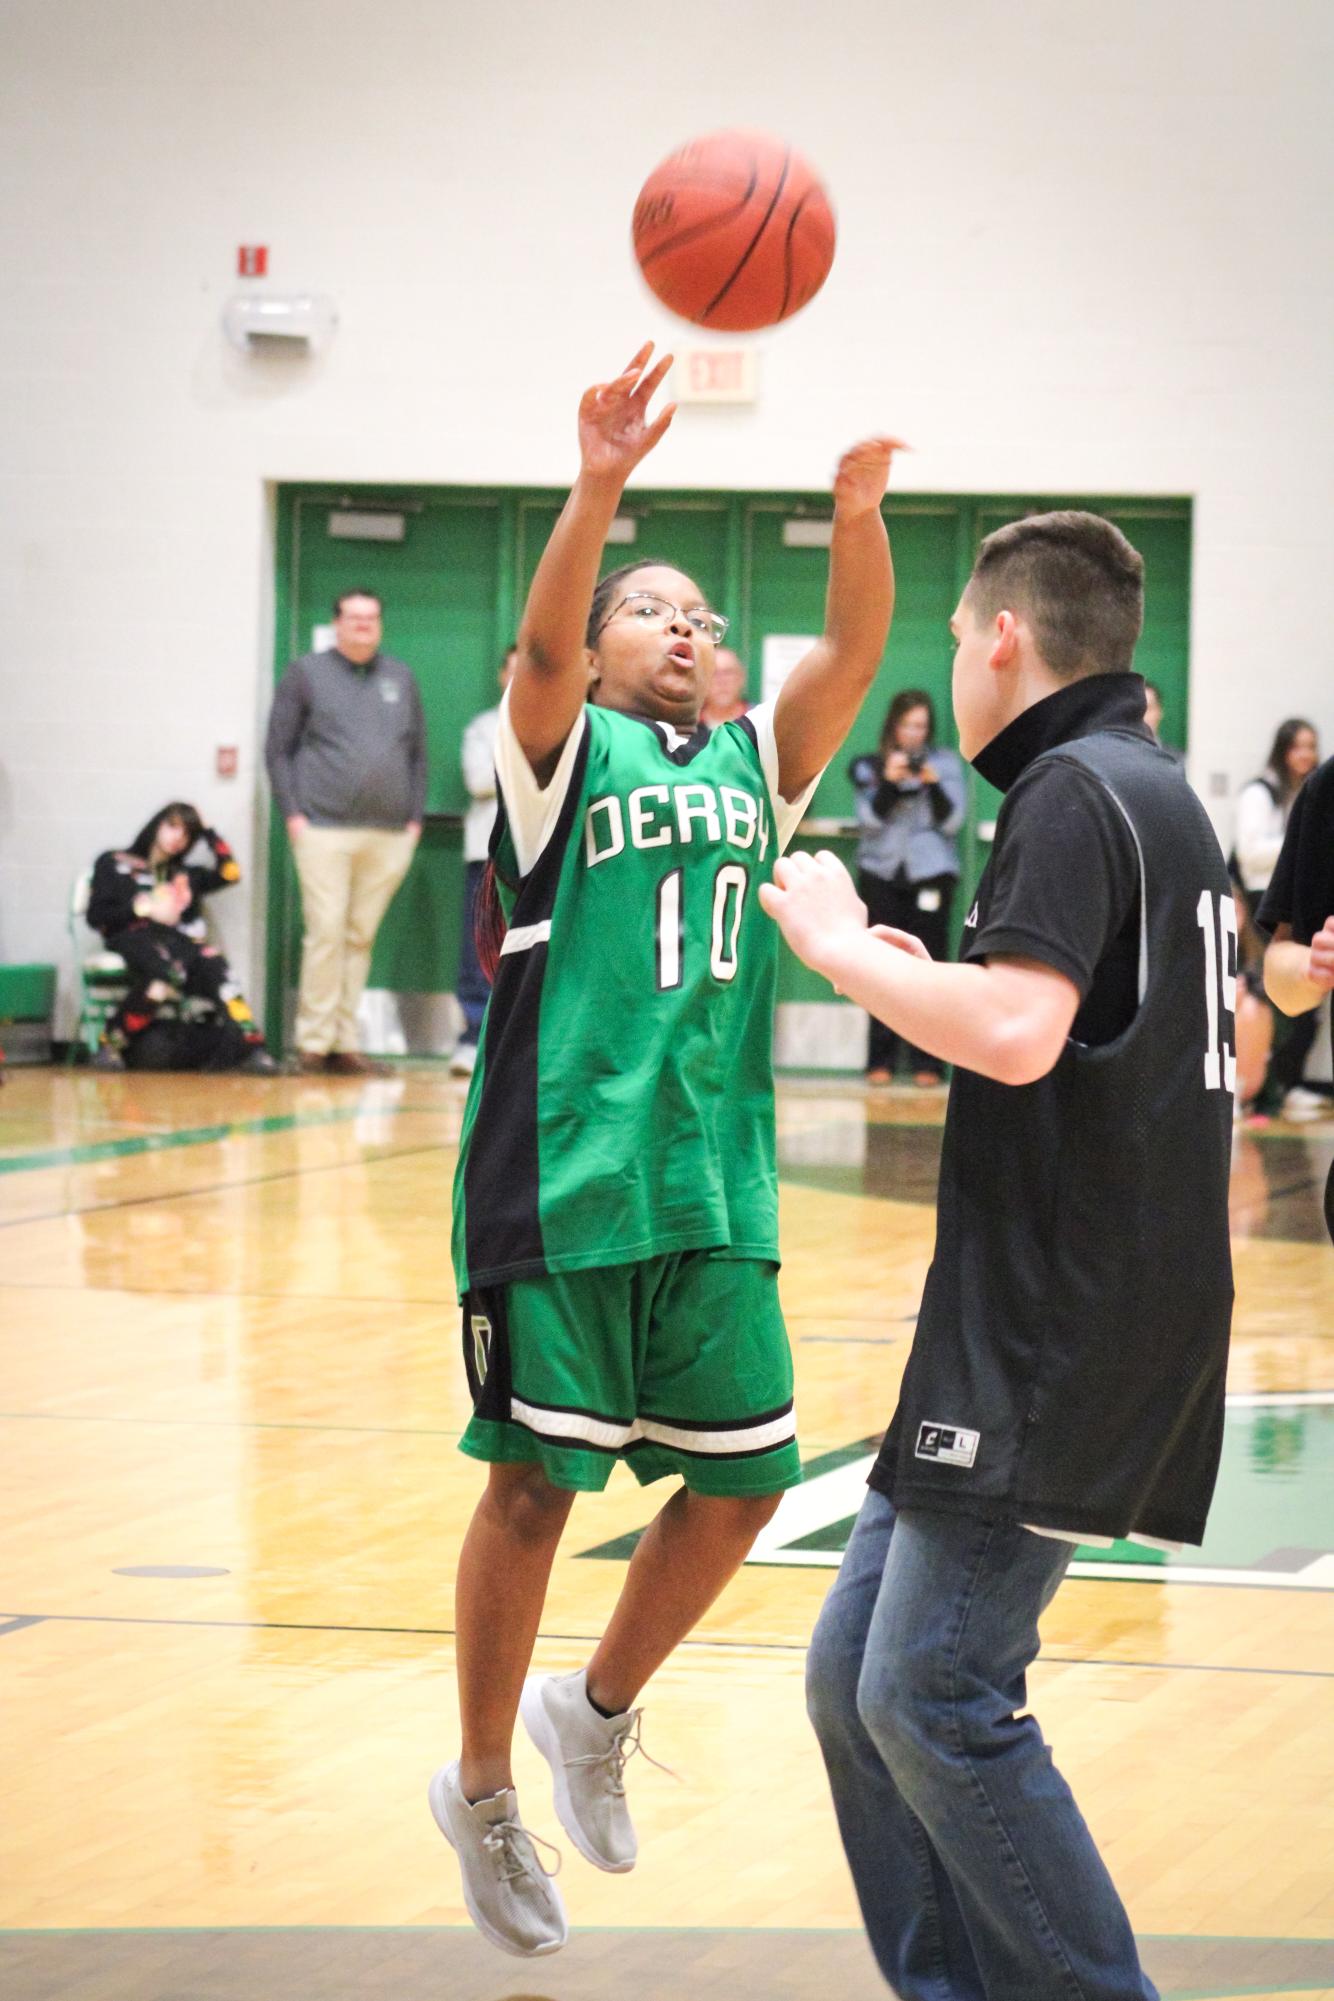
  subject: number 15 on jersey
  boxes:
[1197,890,1238,1093]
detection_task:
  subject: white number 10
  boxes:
[1196,889,1238,1093]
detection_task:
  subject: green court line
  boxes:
[0,1105,445,1177]
[0,1137,455,1235]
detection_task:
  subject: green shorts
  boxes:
[459,1250,800,1496]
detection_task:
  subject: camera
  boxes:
[905,750,926,775]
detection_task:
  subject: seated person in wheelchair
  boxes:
[87,802,276,1073]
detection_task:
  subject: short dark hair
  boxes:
[878,688,936,761]
[334,587,383,617]
[966,511,1144,679]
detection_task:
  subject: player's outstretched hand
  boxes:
[579,343,676,484]
[870,925,933,961]
[759,850,867,976]
[832,436,909,518]
[1309,916,1334,992]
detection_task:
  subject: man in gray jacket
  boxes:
[266,589,427,1075]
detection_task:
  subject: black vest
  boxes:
[872,704,1235,1544]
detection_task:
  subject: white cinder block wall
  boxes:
[2,0,1331,1033]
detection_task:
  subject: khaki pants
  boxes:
[292,825,416,1055]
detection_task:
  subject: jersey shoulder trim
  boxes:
[494,688,588,878]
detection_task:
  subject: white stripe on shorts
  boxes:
[508,1396,794,1457]
[509,1398,632,1451]
[638,1410,797,1455]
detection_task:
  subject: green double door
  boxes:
[269,488,1190,1036]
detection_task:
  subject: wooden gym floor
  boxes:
[1,1065,1331,2001]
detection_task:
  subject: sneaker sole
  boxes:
[427,1767,568,1958]
[519,1678,636,1875]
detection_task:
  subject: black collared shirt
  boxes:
[969,675,1151,1045]
[870,672,1235,1544]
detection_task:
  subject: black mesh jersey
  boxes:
[871,676,1235,1545]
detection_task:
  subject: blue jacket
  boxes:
[849,745,965,884]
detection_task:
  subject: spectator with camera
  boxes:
[848,689,965,1086]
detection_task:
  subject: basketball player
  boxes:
[762,513,1234,1999]
[430,342,902,1957]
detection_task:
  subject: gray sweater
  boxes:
[849,746,965,883]
[266,649,428,828]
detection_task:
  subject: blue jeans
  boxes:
[806,1491,1157,2001]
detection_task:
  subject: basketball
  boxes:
[632,129,836,333]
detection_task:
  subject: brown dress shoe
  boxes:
[325,1051,393,1077]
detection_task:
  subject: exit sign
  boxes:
[673,347,758,405]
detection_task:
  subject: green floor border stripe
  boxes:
[0,1105,446,1177]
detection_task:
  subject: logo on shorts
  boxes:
[915,1421,980,1469]
[470,1314,493,1385]
[964,902,979,929]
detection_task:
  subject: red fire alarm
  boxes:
[237,246,268,278]
[216,746,239,779]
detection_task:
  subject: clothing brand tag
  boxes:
[470,1314,492,1384]
[963,902,979,929]
[915,1421,979,1469]
[381,682,401,702]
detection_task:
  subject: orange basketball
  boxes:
[632,129,836,333]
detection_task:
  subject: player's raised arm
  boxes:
[511,344,675,782]
[771,437,905,798]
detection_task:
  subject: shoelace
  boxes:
[566,1710,678,1798]
[482,1818,563,1884]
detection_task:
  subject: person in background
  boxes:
[452,645,518,1077]
[266,588,428,1077]
[87,803,275,1072]
[1143,679,1185,764]
[848,689,965,1086]
[1235,718,1319,921]
[699,645,750,727]
[1235,718,1322,1118]
[1259,751,1334,1121]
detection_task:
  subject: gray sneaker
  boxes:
[428,1761,567,1957]
[521,1669,668,1874]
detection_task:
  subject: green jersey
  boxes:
[452,694,814,1292]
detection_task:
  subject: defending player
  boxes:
[763,512,1234,1999]
[431,343,901,1957]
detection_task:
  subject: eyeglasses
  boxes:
[595,592,729,646]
